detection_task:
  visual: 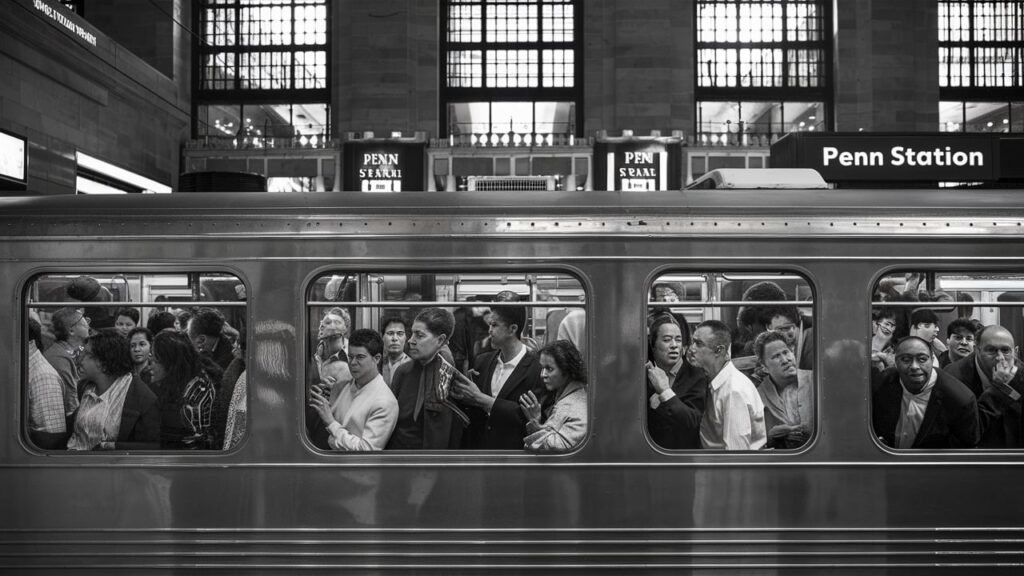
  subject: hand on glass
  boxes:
[518,390,542,423]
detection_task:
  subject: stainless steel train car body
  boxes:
[2,190,1024,574]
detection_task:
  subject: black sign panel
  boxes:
[771,133,999,181]
[594,141,682,191]
[343,142,426,192]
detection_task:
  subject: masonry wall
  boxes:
[0,0,190,195]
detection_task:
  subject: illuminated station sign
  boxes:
[594,139,683,191]
[770,133,1014,183]
[0,129,28,190]
[343,141,426,192]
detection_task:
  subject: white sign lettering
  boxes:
[34,0,97,47]
[822,146,985,168]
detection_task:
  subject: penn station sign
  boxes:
[771,133,999,182]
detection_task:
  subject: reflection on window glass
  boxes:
[872,271,1024,449]
[25,273,247,452]
[306,272,587,452]
[647,273,814,452]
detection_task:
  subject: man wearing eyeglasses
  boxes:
[687,320,766,450]
[874,336,979,449]
[43,307,91,419]
[944,325,1024,448]
[938,318,979,368]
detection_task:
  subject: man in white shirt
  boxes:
[451,302,542,449]
[873,336,978,448]
[308,329,398,451]
[687,320,766,450]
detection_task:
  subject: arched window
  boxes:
[939,1,1024,133]
[441,0,583,139]
[193,0,331,145]
[694,0,832,142]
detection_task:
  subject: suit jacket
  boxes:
[464,347,543,449]
[73,375,161,450]
[872,367,979,449]
[647,360,707,449]
[944,353,1024,448]
[386,346,465,450]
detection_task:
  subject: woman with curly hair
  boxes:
[518,340,588,452]
[150,330,216,449]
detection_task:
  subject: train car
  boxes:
[3,189,1024,574]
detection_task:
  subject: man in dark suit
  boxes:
[944,325,1024,448]
[645,314,706,449]
[872,336,979,449]
[451,303,543,449]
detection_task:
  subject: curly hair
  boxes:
[85,331,134,378]
[538,339,587,386]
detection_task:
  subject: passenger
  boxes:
[938,318,977,368]
[908,308,943,366]
[222,369,247,450]
[146,310,177,334]
[735,281,788,357]
[652,282,685,303]
[493,290,539,350]
[872,336,978,448]
[452,304,544,450]
[173,309,192,333]
[944,325,1024,448]
[767,306,814,371]
[187,307,234,373]
[211,332,246,449]
[688,320,767,450]
[386,308,465,450]
[309,329,399,451]
[43,307,89,418]
[27,316,67,450]
[65,275,114,331]
[519,340,588,451]
[380,316,412,391]
[150,330,217,449]
[313,306,351,385]
[127,327,153,385]
[645,314,706,450]
[66,330,160,450]
[555,308,586,357]
[870,307,898,373]
[754,331,812,449]
[450,297,491,375]
[113,308,139,338]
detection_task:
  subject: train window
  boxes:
[23,273,248,452]
[305,272,588,453]
[871,271,1024,450]
[646,273,815,451]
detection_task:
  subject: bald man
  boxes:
[944,325,1024,448]
[873,336,979,449]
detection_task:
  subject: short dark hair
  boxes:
[51,307,84,342]
[85,331,134,377]
[647,313,682,365]
[539,340,587,385]
[946,317,977,339]
[754,330,789,362]
[189,307,225,338]
[115,307,140,324]
[768,306,800,326]
[872,307,897,323]
[910,308,939,328]
[147,311,177,334]
[414,308,455,340]
[489,305,527,338]
[28,317,43,352]
[127,326,153,344]
[152,330,203,387]
[696,319,733,350]
[349,328,384,359]
[382,315,408,334]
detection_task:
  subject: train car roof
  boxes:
[1,188,1023,218]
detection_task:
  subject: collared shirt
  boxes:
[649,359,684,410]
[326,373,399,451]
[895,369,938,449]
[43,341,81,416]
[490,344,527,399]
[699,361,767,450]
[28,347,66,434]
[382,352,412,390]
[67,373,133,450]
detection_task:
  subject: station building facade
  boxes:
[0,0,1019,194]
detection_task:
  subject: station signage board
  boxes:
[594,141,682,191]
[0,129,28,189]
[770,133,999,182]
[343,141,426,192]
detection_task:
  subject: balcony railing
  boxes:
[184,135,338,151]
